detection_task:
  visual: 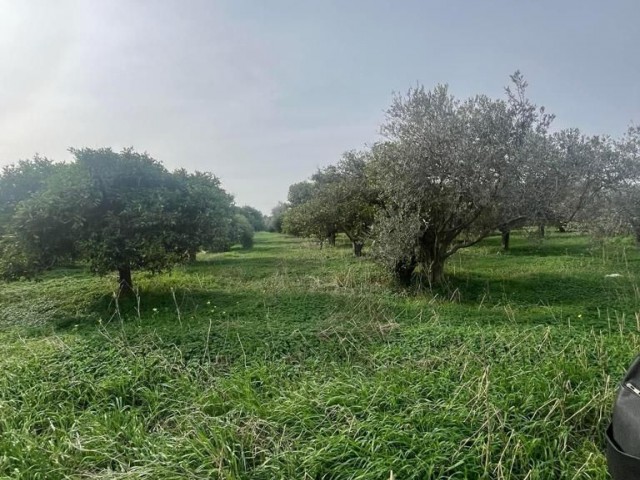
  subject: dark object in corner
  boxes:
[607,355,640,479]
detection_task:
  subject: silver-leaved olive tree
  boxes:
[370,73,552,285]
[602,126,640,240]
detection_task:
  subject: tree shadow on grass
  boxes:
[10,235,339,333]
[188,256,330,285]
[477,234,596,258]
[500,243,594,258]
[438,270,632,310]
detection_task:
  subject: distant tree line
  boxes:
[273,72,640,286]
[0,148,266,293]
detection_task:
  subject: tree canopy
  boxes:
[283,151,376,255]
[239,205,266,232]
[0,148,252,293]
[278,72,637,286]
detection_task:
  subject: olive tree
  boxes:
[600,126,640,241]
[319,151,376,256]
[370,74,550,285]
[283,151,377,255]
[495,132,552,249]
[284,179,337,246]
[287,181,316,208]
[541,130,620,233]
[282,196,336,246]
[0,159,77,279]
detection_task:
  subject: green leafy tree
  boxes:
[0,155,59,230]
[287,181,316,207]
[239,205,266,231]
[3,148,232,294]
[282,197,336,246]
[284,151,376,255]
[267,202,289,232]
[323,151,377,256]
[231,214,255,249]
[282,177,336,246]
[173,170,234,261]
[0,156,68,278]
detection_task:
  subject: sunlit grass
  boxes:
[1,231,638,478]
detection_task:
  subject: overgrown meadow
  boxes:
[1,231,639,479]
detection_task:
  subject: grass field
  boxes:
[1,231,639,479]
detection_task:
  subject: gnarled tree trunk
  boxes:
[427,257,445,285]
[416,228,448,286]
[394,256,417,286]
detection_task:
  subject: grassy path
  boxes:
[1,232,639,478]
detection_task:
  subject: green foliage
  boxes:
[287,181,315,207]
[282,196,335,242]
[231,213,255,249]
[0,155,59,219]
[284,151,376,255]
[0,237,37,281]
[4,162,87,276]
[0,156,66,278]
[370,74,553,284]
[267,202,289,232]
[173,169,235,258]
[0,148,234,287]
[0,232,637,478]
[239,205,266,231]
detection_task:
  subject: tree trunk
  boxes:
[327,232,336,246]
[118,266,134,297]
[501,229,510,251]
[394,256,417,286]
[188,248,197,262]
[417,229,447,287]
[353,241,364,257]
[427,257,445,286]
[538,224,545,237]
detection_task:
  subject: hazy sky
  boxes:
[1,0,638,213]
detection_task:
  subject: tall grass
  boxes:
[0,231,638,478]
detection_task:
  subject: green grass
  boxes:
[1,231,639,479]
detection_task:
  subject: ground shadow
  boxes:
[437,270,633,310]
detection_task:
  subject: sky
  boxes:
[0,0,638,214]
